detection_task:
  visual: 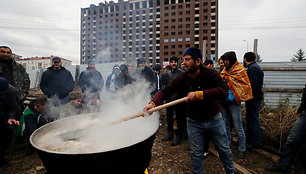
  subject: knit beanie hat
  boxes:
[183,47,203,61]
[88,59,95,65]
[0,77,9,92]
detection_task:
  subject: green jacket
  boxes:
[0,58,30,102]
[15,106,34,137]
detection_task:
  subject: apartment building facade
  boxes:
[16,56,72,70]
[81,0,217,65]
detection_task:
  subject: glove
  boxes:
[195,91,204,101]
[226,90,235,103]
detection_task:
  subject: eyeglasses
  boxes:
[0,50,12,54]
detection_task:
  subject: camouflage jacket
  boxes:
[0,59,30,102]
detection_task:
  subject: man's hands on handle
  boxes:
[186,92,197,102]
[143,102,155,115]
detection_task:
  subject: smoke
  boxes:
[95,47,112,63]
[33,79,160,154]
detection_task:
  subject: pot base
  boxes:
[36,134,156,174]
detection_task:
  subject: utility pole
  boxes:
[253,39,258,61]
[243,40,249,52]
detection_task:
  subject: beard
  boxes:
[186,64,198,74]
[53,66,60,70]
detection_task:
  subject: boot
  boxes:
[162,132,173,142]
[265,164,288,173]
[236,151,246,159]
[171,135,182,146]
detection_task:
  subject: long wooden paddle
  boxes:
[110,96,188,125]
[59,96,188,141]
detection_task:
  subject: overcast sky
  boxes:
[1,0,306,64]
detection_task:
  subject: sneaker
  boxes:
[236,151,246,159]
[265,164,288,173]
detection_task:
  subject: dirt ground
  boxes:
[0,109,301,174]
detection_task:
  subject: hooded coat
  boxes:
[106,65,120,92]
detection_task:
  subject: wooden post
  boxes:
[202,40,207,62]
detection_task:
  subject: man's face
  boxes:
[52,61,62,70]
[204,64,213,69]
[182,55,197,73]
[73,98,83,107]
[88,63,95,69]
[169,60,178,69]
[137,63,144,67]
[243,57,248,66]
[219,59,225,69]
[114,67,120,75]
[0,47,12,60]
[35,104,46,113]
[224,59,231,68]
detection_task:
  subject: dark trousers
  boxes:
[277,112,306,169]
[0,115,15,161]
[245,99,262,146]
[165,103,186,137]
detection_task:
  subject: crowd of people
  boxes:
[0,45,305,174]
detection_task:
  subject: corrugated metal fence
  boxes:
[27,62,306,108]
[259,62,306,108]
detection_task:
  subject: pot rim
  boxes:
[30,112,159,155]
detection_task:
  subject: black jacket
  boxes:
[0,85,17,120]
[78,68,104,93]
[115,72,133,89]
[40,67,75,99]
[246,62,264,100]
[166,68,184,101]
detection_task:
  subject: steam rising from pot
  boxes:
[32,80,160,154]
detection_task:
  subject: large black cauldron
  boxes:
[30,113,159,174]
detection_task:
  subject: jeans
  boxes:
[221,102,246,152]
[277,112,306,169]
[245,99,262,146]
[187,113,235,174]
